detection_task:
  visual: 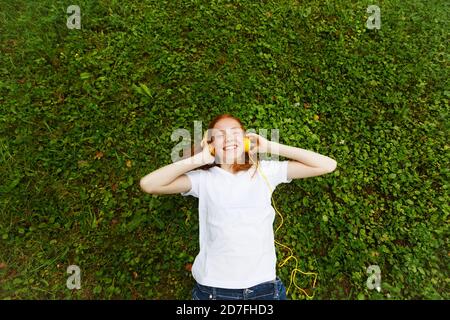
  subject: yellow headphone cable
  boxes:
[248,152,318,299]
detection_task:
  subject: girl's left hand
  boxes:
[245,132,272,154]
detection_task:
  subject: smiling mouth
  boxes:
[223,145,237,151]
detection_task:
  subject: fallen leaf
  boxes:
[0,262,6,269]
[371,251,380,257]
[185,263,192,272]
[94,151,104,160]
[126,160,132,168]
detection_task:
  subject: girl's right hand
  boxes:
[200,132,215,165]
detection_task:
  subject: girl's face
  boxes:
[210,118,246,164]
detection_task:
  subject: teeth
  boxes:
[224,145,237,150]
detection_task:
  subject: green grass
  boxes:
[0,0,448,299]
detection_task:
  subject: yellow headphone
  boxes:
[203,131,318,298]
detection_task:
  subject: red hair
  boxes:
[188,114,259,177]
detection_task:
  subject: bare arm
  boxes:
[246,132,337,180]
[271,141,337,179]
[140,137,214,195]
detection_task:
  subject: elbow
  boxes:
[140,178,155,194]
[324,159,337,173]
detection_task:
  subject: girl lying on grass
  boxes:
[140,113,337,300]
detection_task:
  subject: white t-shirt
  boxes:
[181,159,292,289]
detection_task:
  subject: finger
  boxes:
[201,136,205,148]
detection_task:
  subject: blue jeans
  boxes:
[191,277,287,300]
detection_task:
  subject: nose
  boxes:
[224,132,234,143]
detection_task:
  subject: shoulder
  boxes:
[258,159,289,172]
[257,159,292,184]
